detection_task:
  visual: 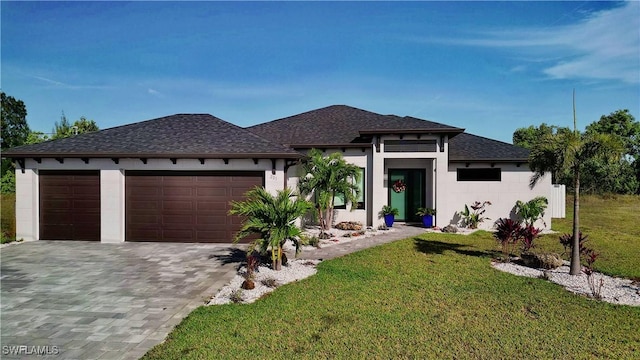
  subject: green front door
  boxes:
[389,169,425,222]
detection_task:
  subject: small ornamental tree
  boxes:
[230,187,312,271]
[530,92,624,275]
[298,149,360,231]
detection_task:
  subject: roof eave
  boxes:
[2,152,303,160]
[449,158,529,163]
[359,128,465,136]
[288,143,371,150]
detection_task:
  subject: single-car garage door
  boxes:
[126,171,263,242]
[39,170,101,241]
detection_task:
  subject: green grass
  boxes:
[1,193,17,244]
[143,195,640,360]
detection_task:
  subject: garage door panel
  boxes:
[196,230,229,242]
[42,199,72,209]
[162,186,193,197]
[129,200,159,210]
[162,201,193,212]
[196,187,228,197]
[126,171,263,242]
[162,229,195,241]
[128,229,160,241]
[129,214,159,225]
[196,201,228,211]
[39,171,100,241]
[73,199,100,209]
[162,215,194,225]
[73,226,100,240]
[40,225,72,240]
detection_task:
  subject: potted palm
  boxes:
[381,205,399,227]
[416,207,436,228]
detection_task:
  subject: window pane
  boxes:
[456,168,501,181]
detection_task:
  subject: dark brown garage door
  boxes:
[39,170,101,241]
[126,171,263,242]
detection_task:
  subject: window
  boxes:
[334,168,365,209]
[457,168,501,181]
[384,140,437,152]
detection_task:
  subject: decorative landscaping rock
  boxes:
[442,225,458,233]
[521,252,563,269]
[335,221,363,231]
[241,279,255,290]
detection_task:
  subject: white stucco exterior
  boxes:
[14,157,287,242]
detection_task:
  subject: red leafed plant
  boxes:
[559,232,589,258]
[494,218,523,261]
[521,224,542,253]
[582,247,604,299]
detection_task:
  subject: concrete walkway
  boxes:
[1,241,245,360]
[294,224,428,260]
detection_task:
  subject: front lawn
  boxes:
[144,196,640,359]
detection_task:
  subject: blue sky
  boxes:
[2,1,638,143]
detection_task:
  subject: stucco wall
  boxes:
[14,158,287,242]
[439,162,552,230]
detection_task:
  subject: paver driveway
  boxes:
[1,241,244,360]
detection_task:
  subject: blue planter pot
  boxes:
[422,215,434,228]
[384,214,395,227]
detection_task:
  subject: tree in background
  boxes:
[583,109,640,194]
[1,92,30,176]
[298,149,361,231]
[52,113,99,139]
[529,93,624,275]
[513,123,571,150]
[514,109,638,194]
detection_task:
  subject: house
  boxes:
[3,105,551,243]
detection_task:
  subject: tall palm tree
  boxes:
[297,149,361,231]
[230,187,312,271]
[529,92,624,275]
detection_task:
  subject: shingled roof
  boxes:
[247,105,464,148]
[3,114,301,159]
[449,133,530,162]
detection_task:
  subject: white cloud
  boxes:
[147,88,163,98]
[422,1,640,84]
[28,74,112,90]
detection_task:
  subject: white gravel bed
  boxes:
[208,259,320,305]
[284,225,396,252]
[492,261,640,306]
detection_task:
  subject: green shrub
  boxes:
[1,194,16,242]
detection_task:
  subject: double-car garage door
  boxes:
[39,170,263,242]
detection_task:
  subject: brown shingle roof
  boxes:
[247,105,464,147]
[3,114,301,159]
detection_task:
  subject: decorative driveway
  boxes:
[1,241,244,360]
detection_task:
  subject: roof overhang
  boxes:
[2,152,304,160]
[450,158,529,163]
[288,143,371,150]
[359,128,465,136]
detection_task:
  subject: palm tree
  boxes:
[297,149,361,231]
[529,92,623,275]
[230,187,312,271]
